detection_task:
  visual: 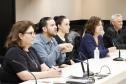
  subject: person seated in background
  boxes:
[103,14,126,49]
[32,17,73,68]
[67,25,84,62]
[2,21,61,83]
[79,16,116,60]
[67,25,84,46]
[54,15,74,66]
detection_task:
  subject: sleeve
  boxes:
[98,36,109,58]
[31,47,44,64]
[56,52,66,66]
[79,34,96,59]
[32,42,66,67]
[115,31,126,49]
[99,47,109,58]
[103,28,114,48]
[5,47,28,73]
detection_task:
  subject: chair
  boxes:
[0,56,20,84]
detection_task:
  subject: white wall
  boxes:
[82,0,126,20]
[16,0,126,23]
[16,0,82,23]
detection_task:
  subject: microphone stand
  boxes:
[80,61,85,76]
[70,52,94,77]
[66,31,95,84]
[113,49,124,61]
[87,59,90,78]
[112,40,124,61]
[79,52,94,78]
[67,52,95,84]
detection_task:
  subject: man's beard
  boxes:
[48,32,57,37]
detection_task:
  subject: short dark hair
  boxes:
[85,16,102,35]
[36,17,52,33]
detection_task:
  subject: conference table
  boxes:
[20,50,126,84]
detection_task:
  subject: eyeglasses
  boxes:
[24,32,36,35]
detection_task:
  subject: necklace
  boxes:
[25,52,38,69]
[57,33,65,41]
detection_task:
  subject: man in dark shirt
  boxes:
[103,14,126,49]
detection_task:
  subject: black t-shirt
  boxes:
[2,46,43,83]
[54,35,73,64]
[54,35,69,44]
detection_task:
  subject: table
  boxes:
[20,50,126,84]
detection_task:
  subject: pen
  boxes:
[51,66,62,72]
[51,66,57,70]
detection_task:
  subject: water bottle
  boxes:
[94,47,99,59]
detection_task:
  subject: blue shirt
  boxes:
[79,33,108,60]
[32,34,66,67]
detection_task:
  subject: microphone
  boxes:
[67,30,95,83]
[112,39,125,61]
[1,57,37,84]
[79,52,94,78]
[67,52,95,84]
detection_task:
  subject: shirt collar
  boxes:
[40,34,54,44]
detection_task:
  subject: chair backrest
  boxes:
[0,56,21,83]
[0,67,19,81]
[72,36,82,62]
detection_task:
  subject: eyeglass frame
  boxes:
[23,32,36,35]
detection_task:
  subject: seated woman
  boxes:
[2,21,61,83]
[79,16,116,60]
[54,15,74,66]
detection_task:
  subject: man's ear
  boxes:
[43,27,47,32]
